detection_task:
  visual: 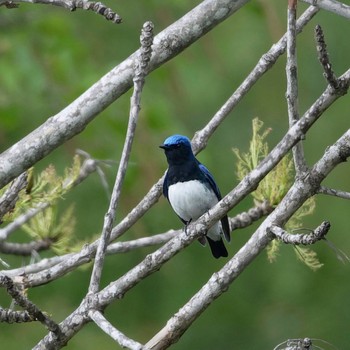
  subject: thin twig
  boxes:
[0,203,48,242]
[89,310,144,350]
[75,149,112,199]
[0,0,122,23]
[0,172,27,222]
[300,0,350,19]
[229,200,273,230]
[273,337,338,350]
[0,274,61,334]
[269,221,331,245]
[107,230,176,254]
[0,238,53,256]
[318,186,350,200]
[0,307,34,323]
[88,21,154,294]
[314,24,340,90]
[0,155,98,241]
[273,337,313,350]
[286,0,308,175]
[192,5,319,152]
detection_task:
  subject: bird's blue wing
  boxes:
[198,162,231,242]
[198,162,222,200]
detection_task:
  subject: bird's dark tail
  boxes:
[207,237,228,259]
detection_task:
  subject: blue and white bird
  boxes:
[160,134,230,258]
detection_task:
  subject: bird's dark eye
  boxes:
[174,143,181,149]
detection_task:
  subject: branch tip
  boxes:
[0,274,62,334]
[314,24,340,90]
[270,221,331,245]
[135,21,154,80]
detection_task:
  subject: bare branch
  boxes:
[270,221,331,245]
[107,230,177,254]
[4,66,349,290]
[0,155,98,241]
[1,2,348,348]
[314,24,342,90]
[1,202,271,277]
[273,337,313,350]
[108,5,318,246]
[0,308,34,323]
[101,122,350,320]
[3,254,72,277]
[229,200,273,230]
[301,0,350,19]
[0,274,61,334]
[1,201,270,275]
[0,238,53,256]
[198,68,350,236]
[273,337,338,350]
[30,126,350,349]
[286,0,308,175]
[0,172,27,222]
[0,0,251,190]
[89,310,144,350]
[88,22,154,294]
[318,186,350,200]
[76,149,113,199]
[0,0,122,23]
[192,5,319,152]
[110,5,318,244]
[0,9,319,275]
[146,130,350,350]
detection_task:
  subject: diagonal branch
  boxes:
[300,0,350,19]
[145,130,350,350]
[0,7,319,275]
[7,66,350,289]
[0,172,27,222]
[2,202,271,277]
[89,310,144,350]
[111,4,319,244]
[192,5,319,152]
[0,0,251,190]
[0,155,99,241]
[32,123,350,349]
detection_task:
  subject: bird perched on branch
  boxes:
[160,134,230,258]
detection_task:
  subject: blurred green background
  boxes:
[1,1,350,349]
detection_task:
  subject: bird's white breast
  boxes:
[168,180,218,222]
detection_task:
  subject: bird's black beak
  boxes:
[159,144,167,150]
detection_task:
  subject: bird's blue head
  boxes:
[160,134,195,165]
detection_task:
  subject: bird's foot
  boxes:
[184,219,192,235]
